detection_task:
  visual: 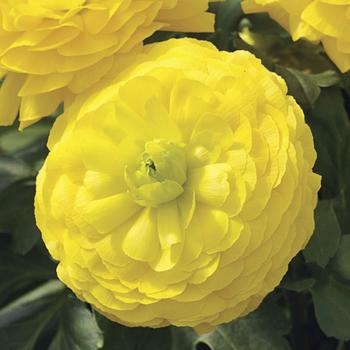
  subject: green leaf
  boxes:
[275,66,321,109]
[0,181,40,254]
[98,317,171,350]
[0,156,31,192]
[0,247,56,305]
[0,280,65,324]
[0,121,51,156]
[311,277,350,341]
[0,120,52,174]
[307,88,350,200]
[215,0,243,34]
[49,299,103,350]
[171,327,196,350]
[174,298,291,350]
[311,71,340,88]
[334,138,350,232]
[342,71,350,98]
[279,254,315,292]
[303,200,341,268]
[144,31,185,45]
[280,278,315,293]
[0,278,103,350]
[331,235,350,281]
[0,280,66,350]
[206,0,244,51]
[11,210,40,255]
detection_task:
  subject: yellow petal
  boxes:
[123,208,160,263]
[0,73,25,125]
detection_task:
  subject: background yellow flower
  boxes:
[35,38,321,332]
[0,0,217,129]
[242,0,350,73]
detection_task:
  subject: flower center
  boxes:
[125,139,187,208]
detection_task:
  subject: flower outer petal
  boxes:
[0,0,218,127]
[35,38,321,331]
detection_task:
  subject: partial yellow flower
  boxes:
[0,0,218,129]
[242,0,350,73]
[35,38,321,332]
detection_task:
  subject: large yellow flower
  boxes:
[35,38,321,332]
[242,0,350,73]
[0,0,217,129]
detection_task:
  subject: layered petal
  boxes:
[35,38,321,331]
[0,0,218,127]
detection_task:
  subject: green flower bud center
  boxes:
[125,139,187,207]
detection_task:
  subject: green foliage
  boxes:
[99,319,171,350]
[49,299,103,350]
[303,200,341,268]
[168,297,291,350]
[1,1,350,349]
[0,280,103,350]
[0,181,40,254]
[0,280,67,350]
[275,67,321,109]
[331,235,350,281]
[195,298,291,350]
[0,156,31,192]
[311,276,350,341]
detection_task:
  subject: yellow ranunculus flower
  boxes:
[0,0,217,129]
[242,0,350,73]
[35,38,321,332]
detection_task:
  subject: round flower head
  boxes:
[242,0,350,73]
[0,0,217,129]
[35,38,321,332]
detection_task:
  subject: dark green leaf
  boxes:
[0,156,31,192]
[0,120,52,171]
[332,126,350,231]
[206,0,243,51]
[98,316,171,350]
[215,0,243,34]
[0,278,103,350]
[144,31,186,45]
[49,299,103,350]
[303,200,341,268]
[171,327,196,350]
[174,298,291,350]
[307,88,350,200]
[275,66,321,109]
[311,71,340,88]
[0,123,49,155]
[342,71,350,98]
[0,280,65,325]
[0,181,40,254]
[311,277,350,341]
[331,235,350,281]
[11,210,40,255]
[279,254,315,292]
[0,280,66,350]
[280,278,315,293]
[0,248,56,305]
